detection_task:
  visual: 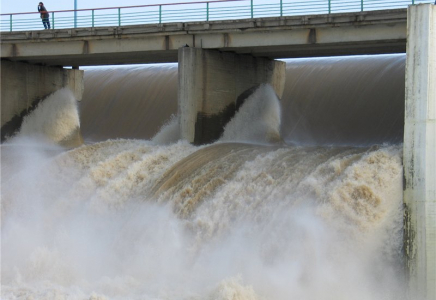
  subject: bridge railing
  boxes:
[1,0,432,32]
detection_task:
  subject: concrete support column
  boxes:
[1,60,84,142]
[404,4,436,300]
[178,47,286,145]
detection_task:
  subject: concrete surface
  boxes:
[403,4,436,300]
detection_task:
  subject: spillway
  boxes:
[1,54,407,300]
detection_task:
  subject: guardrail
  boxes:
[1,0,432,32]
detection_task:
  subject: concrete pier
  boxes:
[178,48,285,145]
[1,60,84,142]
[403,4,436,300]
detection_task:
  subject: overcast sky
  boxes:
[3,0,431,15]
[0,0,203,14]
[1,0,270,14]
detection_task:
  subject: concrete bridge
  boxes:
[0,5,435,300]
[1,9,407,66]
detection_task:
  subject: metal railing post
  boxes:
[328,0,331,14]
[412,0,415,4]
[251,0,254,18]
[280,0,283,17]
[74,0,77,28]
[9,14,12,31]
[92,9,94,27]
[118,8,121,26]
[159,5,162,23]
[361,0,364,11]
[51,12,55,29]
[206,2,209,21]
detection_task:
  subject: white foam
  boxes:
[151,114,180,145]
[18,88,80,143]
[1,140,406,300]
[220,84,282,144]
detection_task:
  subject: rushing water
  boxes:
[1,54,406,300]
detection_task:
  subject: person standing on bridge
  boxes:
[38,2,50,29]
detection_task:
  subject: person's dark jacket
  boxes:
[38,5,49,19]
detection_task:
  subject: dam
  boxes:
[0,2,435,300]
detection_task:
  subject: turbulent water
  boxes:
[1,55,406,300]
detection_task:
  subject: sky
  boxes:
[1,0,202,14]
[2,0,430,16]
[1,0,270,14]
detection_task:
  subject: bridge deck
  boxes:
[1,9,407,66]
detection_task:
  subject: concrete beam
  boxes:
[178,47,285,145]
[1,60,84,142]
[404,4,436,300]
